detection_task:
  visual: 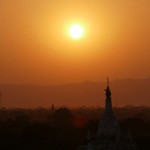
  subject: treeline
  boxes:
[0,106,149,150]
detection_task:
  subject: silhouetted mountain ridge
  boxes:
[0,78,150,108]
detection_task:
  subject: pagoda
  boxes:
[78,78,139,150]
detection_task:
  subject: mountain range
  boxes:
[0,78,150,108]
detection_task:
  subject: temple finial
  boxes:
[107,77,109,87]
[105,77,111,97]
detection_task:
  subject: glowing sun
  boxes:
[69,25,84,39]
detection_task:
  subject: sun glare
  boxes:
[69,25,84,39]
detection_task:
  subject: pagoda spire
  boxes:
[50,103,55,113]
[78,78,139,150]
[107,77,109,86]
[103,77,114,119]
[105,77,111,97]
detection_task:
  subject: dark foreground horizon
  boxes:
[0,85,149,150]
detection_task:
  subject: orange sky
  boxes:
[0,0,150,85]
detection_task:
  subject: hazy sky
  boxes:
[0,0,150,85]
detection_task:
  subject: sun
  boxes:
[69,25,84,39]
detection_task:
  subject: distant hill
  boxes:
[0,78,150,108]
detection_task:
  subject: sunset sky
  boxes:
[0,0,150,85]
